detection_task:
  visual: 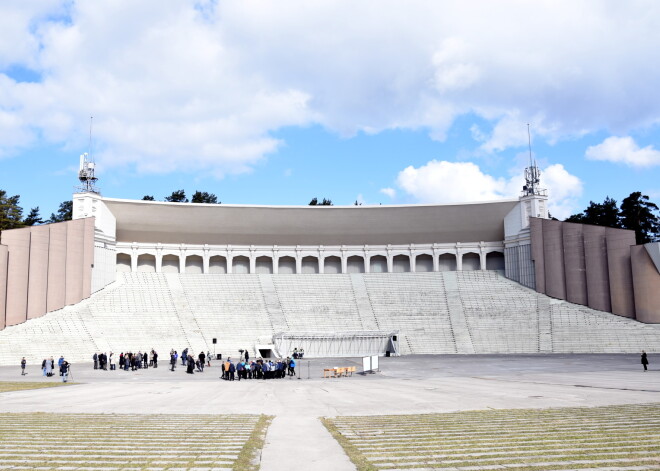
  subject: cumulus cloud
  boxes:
[0,1,659,173]
[391,160,582,219]
[585,136,660,168]
[380,187,396,199]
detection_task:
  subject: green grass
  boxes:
[0,412,272,470]
[323,403,660,471]
[0,381,73,393]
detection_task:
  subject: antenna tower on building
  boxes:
[522,123,543,196]
[76,116,100,194]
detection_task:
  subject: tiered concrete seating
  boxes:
[272,275,365,331]
[1,270,659,365]
[455,271,540,353]
[363,273,456,354]
[179,274,274,356]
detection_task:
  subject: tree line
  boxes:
[565,191,659,244]
[0,190,72,234]
[142,190,220,204]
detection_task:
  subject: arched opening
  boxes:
[116,253,131,273]
[137,254,156,273]
[324,256,342,274]
[185,255,203,274]
[232,255,250,274]
[209,255,227,274]
[347,255,365,273]
[161,254,180,274]
[370,255,387,273]
[392,255,410,273]
[278,256,296,274]
[301,256,319,274]
[438,253,457,271]
[256,256,273,274]
[486,251,505,271]
[415,254,433,272]
[462,252,480,271]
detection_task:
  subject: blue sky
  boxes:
[1,1,659,220]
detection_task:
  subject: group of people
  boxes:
[35,356,71,381]
[91,350,161,371]
[220,357,297,380]
[168,348,209,374]
[292,348,305,359]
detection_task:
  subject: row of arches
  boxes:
[116,252,505,274]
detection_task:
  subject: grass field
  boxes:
[0,381,73,393]
[323,403,660,471]
[0,413,273,470]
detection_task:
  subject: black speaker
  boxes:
[212,338,217,344]
[392,335,397,341]
[216,354,222,360]
[385,351,391,357]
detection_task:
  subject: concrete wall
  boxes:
[631,245,660,323]
[606,227,636,318]
[0,218,95,330]
[530,218,651,320]
[583,225,611,312]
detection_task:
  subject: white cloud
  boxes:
[1,1,660,173]
[391,160,582,219]
[585,136,660,168]
[379,187,396,199]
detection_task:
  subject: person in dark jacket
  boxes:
[61,361,70,382]
[228,361,236,381]
[186,354,195,374]
[642,351,649,371]
[93,353,98,370]
[21,358,26,376]
[198,352,206,372]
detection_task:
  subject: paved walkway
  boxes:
[0,354,657,470]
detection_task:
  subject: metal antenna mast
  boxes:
[522,123,542,196]
[76,116,100,194]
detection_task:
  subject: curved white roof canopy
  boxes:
[101,197,519,245]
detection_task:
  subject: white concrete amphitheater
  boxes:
[0,188,659,366]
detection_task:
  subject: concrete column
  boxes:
[479,243,487,270]
[606,227,636,318]
[318,247,325,274]
[65,219,85,307]
[542,219,566,300]
[82,218,95,299]
[433,249,439,272]
[226,253,233,274]
[47,222,67,312]
[0,245,7,330]
[272,250,279,274]
[155,246,163,273]
[631,245,660,323]
[27,225,50,320]
[250,248,257,274]
[563,222,588,306]
[386,249,393,273]
[340,248,347,274]
[456,250,463,271]
[583,225,611,312]
[410,251,416,273]
[203,245,210,274]
[179,248,186,274]
[131,246,138,273]
[295,248,302,274]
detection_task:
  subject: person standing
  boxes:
[21,357,26,376]
[198,352,205,372]
[245,349,250,363]
[93,352,98,370]
[153,350,158,368]
[642,351,649,371]
[61,361,69,382]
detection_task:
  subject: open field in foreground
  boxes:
[0,381,72,393]
[324,403,660,471]
[0,413,272,471]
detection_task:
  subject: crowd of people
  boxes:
[22,347,312,381]
[219,357,297,380]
